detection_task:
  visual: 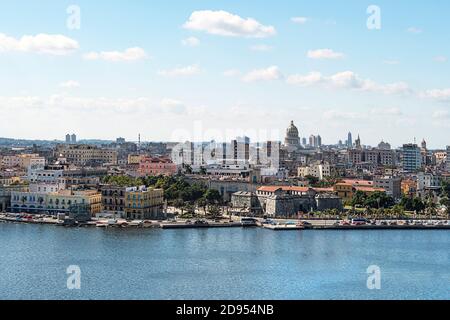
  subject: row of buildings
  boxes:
[1,121,449,219]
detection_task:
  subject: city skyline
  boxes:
[0,1,449,148]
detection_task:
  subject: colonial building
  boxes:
[56,144,118,166]
[124,186,164,220]
[232,186,343,217]
[10,189,102,215]
[334,179,386,201]
[138,156,177,176]
[101,185,127,215]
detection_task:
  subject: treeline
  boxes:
[101,175,222,206]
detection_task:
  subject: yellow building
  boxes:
[124,186,164,220]
[334,180,385,202]
[47,190,102,215]
[334,183,354,201]
[0,176,22,186]
[127,154,145,165]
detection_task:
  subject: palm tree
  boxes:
[197,198,207,216]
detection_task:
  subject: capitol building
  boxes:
[284,121,302,152]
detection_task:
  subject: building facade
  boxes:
[138,157,178,176]
[402,144,422,172]
[124,186,164,220]
[56,145,118,166]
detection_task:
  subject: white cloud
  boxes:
[291,17,309,24]
[432,110,450,118]
[407,27,423,34]
[250,44,273,51]
[182,37,200,47]
[0,33,78,55]
[161,98,187,114]
[286,71,323,86]
[287,70,411,95]
[370,107,402,116]
[307,49,344,60]
[323,110,365,120]
[434,56,447,63]
[158,64,201,77]
[242,66,283,82]
[382,59,400,65]
[59,80,80,89]
[223,69,241,77]
[421,88,450,102]
[83,47,147,62]
[0,94,154,114]
[183,10,276,38]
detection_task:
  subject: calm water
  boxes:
[0,223,449,300]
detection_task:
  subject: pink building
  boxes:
[138,157,177,176]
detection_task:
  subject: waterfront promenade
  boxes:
[1,213,449,231]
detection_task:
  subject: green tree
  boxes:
[351,191,367,207]
[204,189,222,205]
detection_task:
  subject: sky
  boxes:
[0,0,449,148]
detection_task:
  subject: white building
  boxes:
[298,162,331,180]
[28,169,64,184]
[171,138,280,170]
[29,182,65,193]
[416,172,441,194]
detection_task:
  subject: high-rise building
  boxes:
[317,135,322,147]
[71,134,77,144]
[309,135,315,148]
[347,132,353,148]
[65,134,71,144]
[402,144,422,172]
[302,137,307,146]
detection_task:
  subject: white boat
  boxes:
[241,217,257,227]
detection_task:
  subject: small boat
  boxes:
[129,220,144,228]
[96,221,108,228]
[241,217,257,227]
[107,219,118,226]
[351,218,367,226]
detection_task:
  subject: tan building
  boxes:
[1,154,45,169]
[56,145,118,166]
[127,154,146,165]
[124,186,164,220]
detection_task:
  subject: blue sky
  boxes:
[0,0,449,148]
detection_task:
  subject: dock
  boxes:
[1,213,449,231]
[262,223,305,231]
[160,221,243,229]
